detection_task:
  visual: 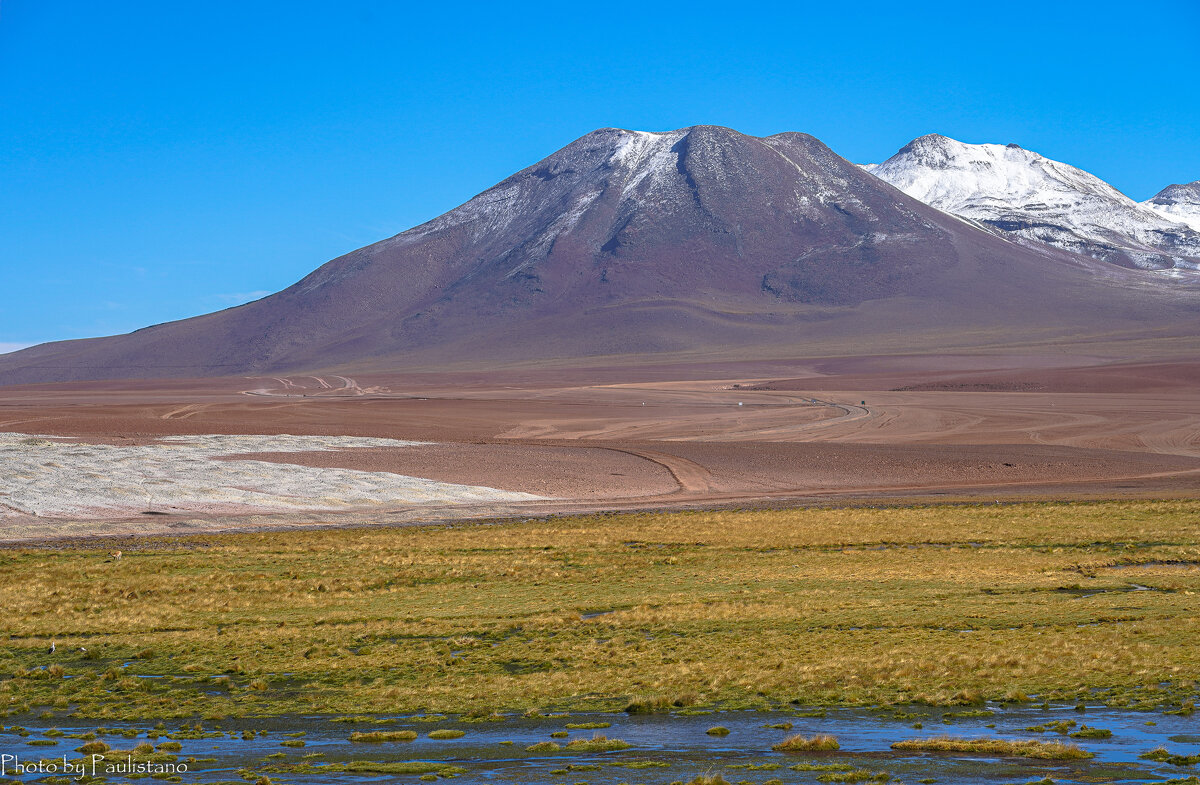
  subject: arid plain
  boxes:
[3,348,1198,542]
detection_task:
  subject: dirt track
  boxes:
[2,354,1198,541]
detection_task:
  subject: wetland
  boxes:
[1,500,1198,782]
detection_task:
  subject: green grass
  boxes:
[890,736,1093,759]
[525,741,560,752]
[1024,720,1075,734]
[1,500,1199,719]
[76,741,109,754]
[1141,747,1200,766]
[817,770,891,783]
[1069,725,1113,739]
[348,730,418,742]
[327,761,467,775]
[773,734,840,752]
[564,734,632,752]
[524,735,631,753]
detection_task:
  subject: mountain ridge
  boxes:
[3,125,1198,385]
[863,134,1200,272]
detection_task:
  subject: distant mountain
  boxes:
[864,135,1200,273]
[3,126,1198,385]
[1145,181,1200,233]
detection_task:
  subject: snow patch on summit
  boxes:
[1145,181,1200,233]
[612,130,688,198]
[864,135,1200,273]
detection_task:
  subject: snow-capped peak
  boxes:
[1144,180,1200,233]
[863,135,1200,272]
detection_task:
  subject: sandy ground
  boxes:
[2,353,1198,542]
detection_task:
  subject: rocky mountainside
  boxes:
[864,135,1200,273]
[1145,181,1200,232]
[3,126,1198,384]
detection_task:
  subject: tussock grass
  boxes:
[565,733,632,752]
[327,761,467,775]
[773,734,840,752]
[685,775,730,785]
[427,729,465,739]
[2,500,1199,718]
[817,770,891,783]
[89,746,178,766]
[525,741,560,752]
[1069,724,1112,739]
[76,741,109,754]
[625,692,700,713]
[348,730,418,742]
[1141,747,1200,765]
[890,736,1093,759]
[525,735,630,753]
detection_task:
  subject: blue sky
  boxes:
[2,0,1198,351]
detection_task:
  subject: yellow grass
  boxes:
[347,730,417,742]
[0,500,1197,718]
[773,733,841,752]
[890,736,1093,759]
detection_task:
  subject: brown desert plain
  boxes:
[3,346,1199,543]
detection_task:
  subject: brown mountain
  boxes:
[3,126,1198,385]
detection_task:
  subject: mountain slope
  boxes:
[1145,181,1200,232]
[3,126,1198,385]
[864,135,1200,272]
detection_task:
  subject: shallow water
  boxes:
[1,704,1197,784]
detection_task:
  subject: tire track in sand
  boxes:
[160,404,212,420]
[602,447,716,494]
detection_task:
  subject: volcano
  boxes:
[3,126,1198,385]
[864,135,1200,272]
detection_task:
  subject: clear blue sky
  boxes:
[3,0,1198,351]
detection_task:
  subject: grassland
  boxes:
[0,500,1198,720]
[889,736,1092,759]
